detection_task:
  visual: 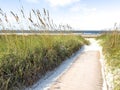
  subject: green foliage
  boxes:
[97,30,120,90]
[0,35,88,90]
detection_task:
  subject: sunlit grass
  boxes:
[0,34,89,90]
[97,30,120,90]
[0,5,91,90]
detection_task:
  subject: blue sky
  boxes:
[0,0,120,30]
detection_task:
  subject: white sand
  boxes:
[49,51,102,90]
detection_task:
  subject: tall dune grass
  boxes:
[0,8,72,31]
[97,29,120,90]
[0,8,89,90]
[0,35,89,90]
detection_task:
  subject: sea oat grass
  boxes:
[0,35,88,90]
[97,30,120,90]
[0,7,89,90]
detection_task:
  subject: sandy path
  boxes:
[49,51,103,90]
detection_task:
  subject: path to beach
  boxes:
[49,51,102,90]
[29,39,107,90]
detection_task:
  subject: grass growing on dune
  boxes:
[97,30,120,90]
[0,6,90,90]
[0,34,89,90]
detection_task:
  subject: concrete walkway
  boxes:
[49,51,103,90]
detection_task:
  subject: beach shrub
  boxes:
[0,35,88,90]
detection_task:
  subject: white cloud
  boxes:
[70,5,80,12]
[53,10,120,30]
[70,3,96,14]
[46,0,79,7]
[26,0,39,3]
